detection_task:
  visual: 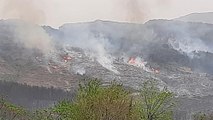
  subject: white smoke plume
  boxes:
[7,20,55,55]
[1,0,45,25]
[166,22,213,57]
[58,23,120,73]
[1,0,54,55]
[169,38,210,56]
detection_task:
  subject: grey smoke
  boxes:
[4,20,55,55]
[43,19,213,74]
[2,17,212,74]
[1,0,45,24]
[59,23,119,73]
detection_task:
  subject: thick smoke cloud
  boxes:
[1,0,212,74]
[60,24,119,73]
[0,0,54,55]
[53,19,213,73]
[11,20,54,54]
[165,22,213,56]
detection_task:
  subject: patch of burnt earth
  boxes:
[0,40,81,91]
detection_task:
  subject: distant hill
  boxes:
[175,12,213,24]
[1,19,213,117]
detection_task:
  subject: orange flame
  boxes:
[128,57,136,64]
[62,55,72,62]
[155,69,160,74]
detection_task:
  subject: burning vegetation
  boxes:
[0,18,213,119]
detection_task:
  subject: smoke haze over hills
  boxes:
[0,0,213,27]
[0,1,213,118]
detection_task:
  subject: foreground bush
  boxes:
[53,80,137,120]
[0,79,176,120]
[138,80,175,120]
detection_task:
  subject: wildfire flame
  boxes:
[128,57,136,64]
[127,56,160,74]
[127,57,146,69]
[62,54,72,63]
[155,69,160,74]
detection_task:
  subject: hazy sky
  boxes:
[0,0,213,27]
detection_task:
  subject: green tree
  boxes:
[138,80,175,120]
[0,79,177,120]
[53,79,138,120]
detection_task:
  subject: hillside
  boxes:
[0,19,213,118]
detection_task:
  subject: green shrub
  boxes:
[0,79,177,120]
[138,80,175,120]
[53,79,138,120]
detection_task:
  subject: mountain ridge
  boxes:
[175,12,213,24]
[1,18,213,117]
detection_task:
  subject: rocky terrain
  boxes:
[0,17,213,119]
